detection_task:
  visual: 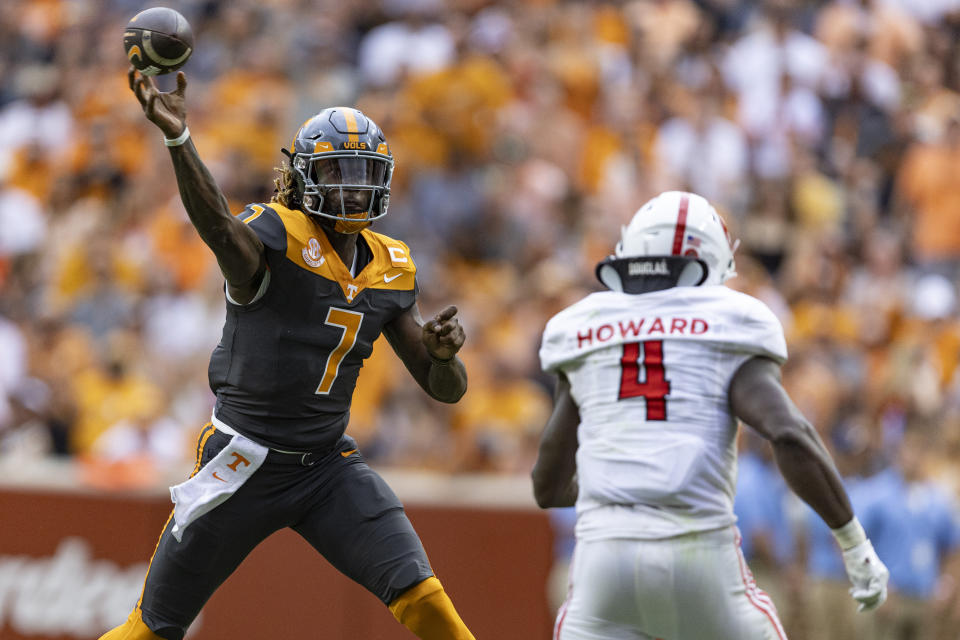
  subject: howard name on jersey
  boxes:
[208,202,418,453]
[539,285,787,540]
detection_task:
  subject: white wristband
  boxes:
[164,126,190,147]
[831,516,867,551]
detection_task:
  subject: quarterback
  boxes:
[533,191,888,639]
[99,68,475,640]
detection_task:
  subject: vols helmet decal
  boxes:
[285,107,394,233]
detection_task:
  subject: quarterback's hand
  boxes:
[842,539,889,612]
[128,66,187,139]
[422,305,465,362]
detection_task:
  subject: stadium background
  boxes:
[3,0,960,638]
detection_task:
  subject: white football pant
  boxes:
[555,527,787,640]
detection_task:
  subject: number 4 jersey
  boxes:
[539,285,787,541]
[208,202,418,452]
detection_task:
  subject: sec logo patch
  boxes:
[303,237,325,267]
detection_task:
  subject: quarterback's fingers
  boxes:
[131,74,149,107]
[436,324,463,342]
[434,305,457,324]
[175,71,187,96]
[139,76,157,106]
[145,90,157,117]
[442,327,465,348]
[434,320,458,337]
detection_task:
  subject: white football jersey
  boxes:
[540,285,787,541]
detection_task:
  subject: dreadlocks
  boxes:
[272,162,298,209]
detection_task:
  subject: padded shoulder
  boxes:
[539,287,788,374]
[362,230,418,276]
[539,296,594,373]
[236,203,286,251]
[361,230,418,294]
[721,289,788,364]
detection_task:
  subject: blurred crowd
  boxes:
[3,0,960,636]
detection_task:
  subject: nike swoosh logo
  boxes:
[340,449,358,458]
[383,273,402,283]
[212,472,227,482]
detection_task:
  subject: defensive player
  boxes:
[533,191,889,639]
[100,68,475,640]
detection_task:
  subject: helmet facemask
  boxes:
[292,150,394,234]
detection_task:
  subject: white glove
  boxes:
[841,538,889,612]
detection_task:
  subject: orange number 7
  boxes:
[316,307,364,395]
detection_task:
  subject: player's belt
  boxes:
[210,411,341,466]
[266,444,335,467]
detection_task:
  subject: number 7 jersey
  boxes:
[208,202,418,453]
[539,285,787,540]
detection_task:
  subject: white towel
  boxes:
[169,432,268,542]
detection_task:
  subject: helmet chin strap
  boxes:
[333,216,373,234]
[310,211,372,236]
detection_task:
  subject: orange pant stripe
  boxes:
[134,423,215,610]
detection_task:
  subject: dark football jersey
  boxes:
[208,202,418,451]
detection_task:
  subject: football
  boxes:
[123,7,193,76]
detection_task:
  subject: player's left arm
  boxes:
[383,304,467,403]
[532,372,579,508]
[731,355,889,611]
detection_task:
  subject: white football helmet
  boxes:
[597,191,738,293]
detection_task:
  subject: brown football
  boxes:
[123,7,194,76]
